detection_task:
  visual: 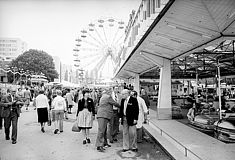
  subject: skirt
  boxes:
[37,108,49,123]
[77,108,93,129]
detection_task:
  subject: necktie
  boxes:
[115,94,117,102]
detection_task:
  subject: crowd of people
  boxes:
[0,85,150,153]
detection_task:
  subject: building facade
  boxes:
[0,38,27,82]
[0,38,27,61]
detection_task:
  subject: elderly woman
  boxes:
[34,90,50,133]
[95,88,120,152]
[76,89,95,144]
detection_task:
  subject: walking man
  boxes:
[65,89,74,114]
[24,87,31,110]
[52,90,67,134]
[119,89,139,152]
[1,88,24,144]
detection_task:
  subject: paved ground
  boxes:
[0,105,171,160]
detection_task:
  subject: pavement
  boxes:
[0,106,170,160]
[144,107,235,160]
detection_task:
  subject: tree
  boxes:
[9,49,58,82]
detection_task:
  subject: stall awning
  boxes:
[115,0,235,79]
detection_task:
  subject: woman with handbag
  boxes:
[34,90,50,133]
[76,89,95,144]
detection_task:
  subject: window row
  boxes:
[0,48,17,51]
[0,39,17,43]
[0,44,17,47]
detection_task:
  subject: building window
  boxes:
[156,0,161,8]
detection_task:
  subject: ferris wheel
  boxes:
[73,17,125,81]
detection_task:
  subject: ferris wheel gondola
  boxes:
[73,17,125,81]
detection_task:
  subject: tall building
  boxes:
[0,37,27,61]
[0,38,27,82]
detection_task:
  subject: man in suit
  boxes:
[1,88,24,144]
[119,89,139,152]
[95,88,120,152]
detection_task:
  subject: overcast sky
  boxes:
[0,0,141,65]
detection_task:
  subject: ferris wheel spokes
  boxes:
[79,48,99,52]
[102,27,109,46]
[93,54,108,74]
[74,17,126,80]
[113,33,125,46]
[86,31,105,46]
[81,39,101,49]
[94,27,107,45]
[80,56,104,69]
[111,26,121,47]
[78,52,103,60]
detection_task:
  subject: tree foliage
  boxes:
[9,49,58,81]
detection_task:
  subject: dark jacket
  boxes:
[1,94,22,118]
[76,98,95,116]
[120,96,139,126]
[96,94,120,120]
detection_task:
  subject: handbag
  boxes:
[72,121,81,132]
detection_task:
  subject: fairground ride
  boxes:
[73,17,125,85]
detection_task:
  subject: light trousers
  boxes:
[122,117,137,150]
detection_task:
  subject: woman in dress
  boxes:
[34,90,50,133]
[76,89,95,144]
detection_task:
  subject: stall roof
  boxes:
[141,40,235,79]
[115,0,235,79]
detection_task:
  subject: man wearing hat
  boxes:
[1,88,24,144]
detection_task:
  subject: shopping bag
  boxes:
[72,121,81,132]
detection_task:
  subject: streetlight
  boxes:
[19,68,24,86]
[25,70,29,85]
[9,66,17,84]
[217,59,222,120]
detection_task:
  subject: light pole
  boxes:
[19,68,24,86]
[25,70,29,86]
[10,66,17,84]
[217,59,222,120]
